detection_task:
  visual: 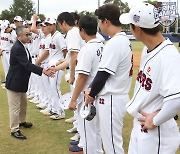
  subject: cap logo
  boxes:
[133,14,140,23]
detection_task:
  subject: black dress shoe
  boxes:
[19,122,33,128]
[11,130,26,140]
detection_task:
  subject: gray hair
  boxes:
[16,25,27,37]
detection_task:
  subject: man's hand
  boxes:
[68,99,77,110]
[68,77,74,85]
[42,67,56,77]
[138,110,159,131]
[85,88,95,106]
[32,14,39,21]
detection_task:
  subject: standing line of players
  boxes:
[0,2,180,154]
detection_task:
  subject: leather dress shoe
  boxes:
[11,130,26,140]
[19,122,33,128]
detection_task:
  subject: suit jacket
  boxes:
[5,39,43,92]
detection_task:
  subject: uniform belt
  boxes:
[2,50,10,54]
[32,55,38,58]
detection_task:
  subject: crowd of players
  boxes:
[1,3,180,154]
[0,11,105,153]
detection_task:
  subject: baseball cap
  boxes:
[1,22,9,32]
[80,104,96,121]
[119,3,160,28]
[14,16,23,22]
[44,17,56,25]
[10,23,16,29]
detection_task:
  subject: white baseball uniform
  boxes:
[95,32,132,154]
[37,34,51,107]
[27,30,44,101]
[0,30,16,77]
[75,38,104,154]
[64,26,85,132]
[127,39,180,154]
[48,30,66,115]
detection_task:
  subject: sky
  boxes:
[0,0,179,19]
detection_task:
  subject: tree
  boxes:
[0,0,36,23]
[0,10,12,21]
[38,14,46,21]
[9,0,35,20]
[104,0,130,14]
[79,11,95,17]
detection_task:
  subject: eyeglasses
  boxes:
[24,33,32,37]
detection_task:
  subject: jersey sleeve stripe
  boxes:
[98,67,115,75]
[76,70,90,75]
[164,92,180,102]
[68,48,80,52]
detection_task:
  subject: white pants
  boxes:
[49,70,64,114]
[96,94,129,154]
[128,118,180,154]
[1,51,10,77]
[76,96,103,154]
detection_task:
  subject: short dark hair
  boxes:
[57,12,75,26]
[71,12,80,22]
[130,23,161,35]
[95,4,121,26]
[79,16,97,35]
[16,25,26,36]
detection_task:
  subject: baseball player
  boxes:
[57,12,85,141]
[0,21,17,78]
[40,17,67,120]
[27,18,43,104]
[31,15,51,109]
[68,15,104,154]
[13,16,23,28]
[85,4,133,154]
[119,3,180,154]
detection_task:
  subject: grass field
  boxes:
[0,42,179,154]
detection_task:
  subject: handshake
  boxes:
[42,66,56,77]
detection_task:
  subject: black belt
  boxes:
[2,50,10,54]
[32,55,38,58]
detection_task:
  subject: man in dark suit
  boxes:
[5,25,54,140]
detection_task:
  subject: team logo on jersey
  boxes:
[137,70,152,91]
[50,43,56,49]
[99,98,104,105]
[39,44,45,49]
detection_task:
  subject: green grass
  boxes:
[131,41,179,52]
[0,41,180,154]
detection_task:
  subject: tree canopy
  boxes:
[0,0,35,22]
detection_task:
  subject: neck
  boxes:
[141,32,165,51]
[85,35,96,42]
[66,25,73,33]
[108,26,121,38]
[51,29,56,35]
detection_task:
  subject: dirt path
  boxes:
[133,51,141,68]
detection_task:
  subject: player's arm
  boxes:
[69,73,88,110]
[153,97,180,125]
[139,97,180,131]
[85,71,110,105]
[62,49,67,58]
[69,51,78,84]
[35,50,49,66]
[31,14,39,34]
[55,59,69,71]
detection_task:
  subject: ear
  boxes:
[136,26,141,34]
